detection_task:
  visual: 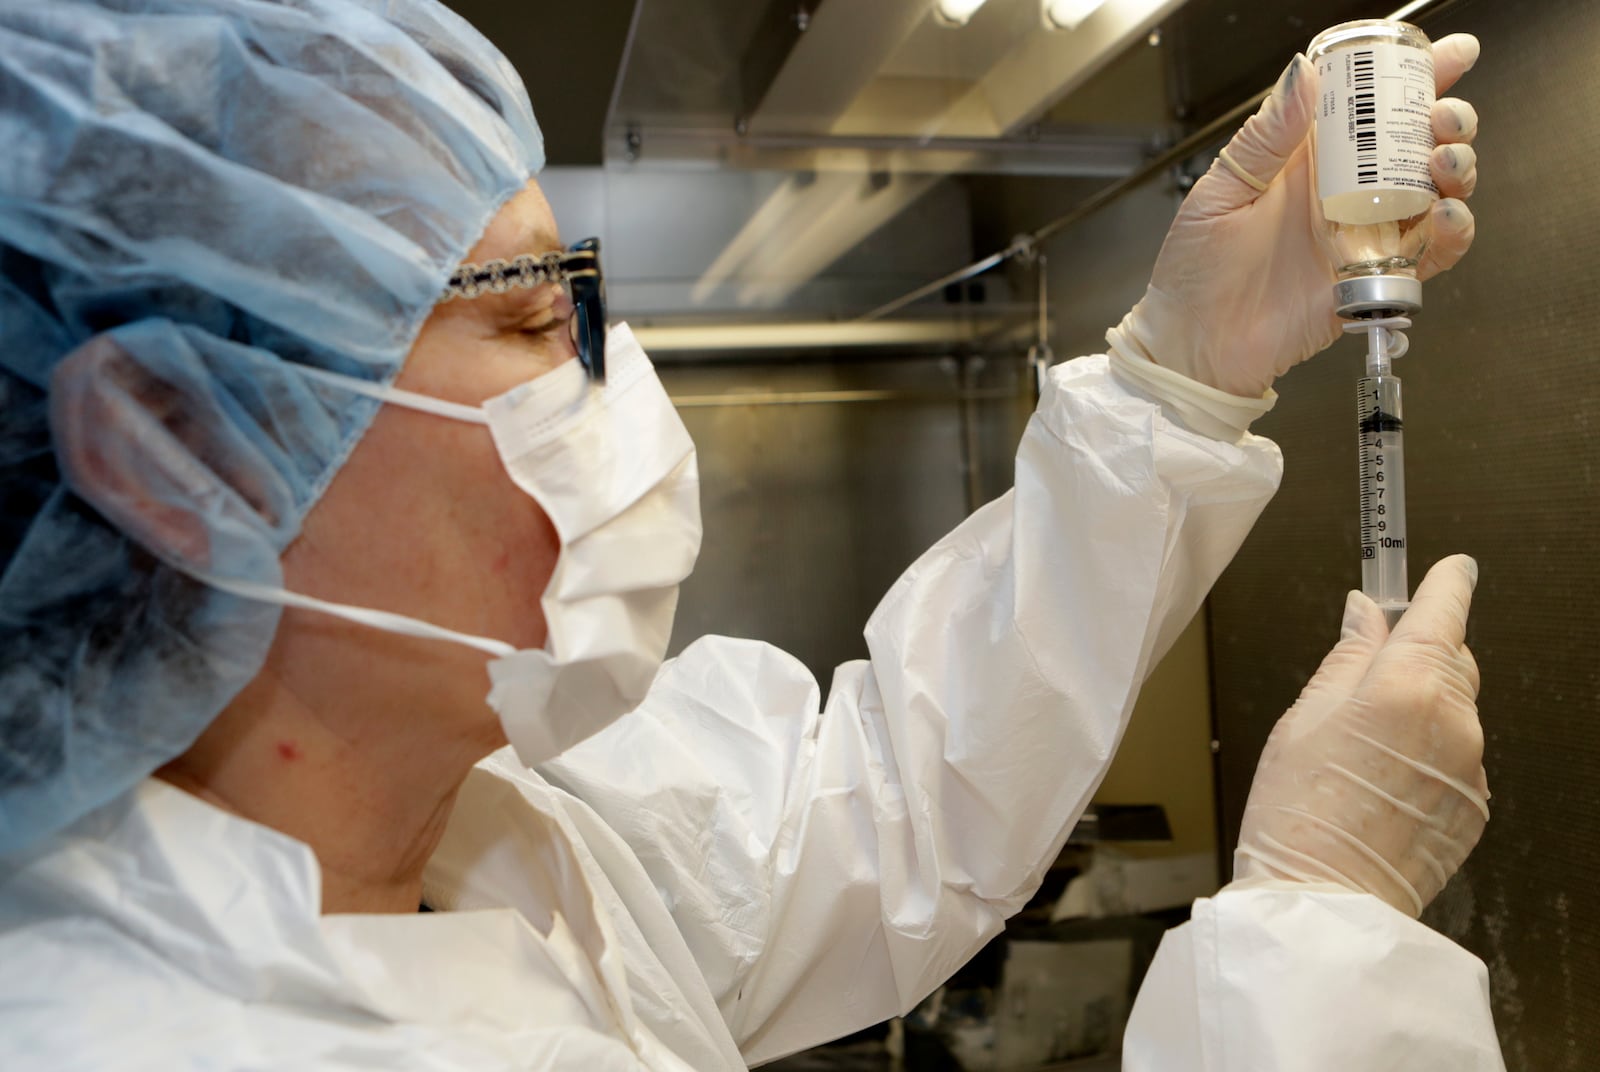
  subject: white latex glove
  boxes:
[1109,35,1483,399]
[1232,555,1490,917]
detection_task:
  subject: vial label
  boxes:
[1315,41,1437,210]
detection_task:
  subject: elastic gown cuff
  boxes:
[1105,335,1277,443]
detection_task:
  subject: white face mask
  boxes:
[202,323,701,766]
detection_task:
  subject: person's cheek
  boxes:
[498,490,559,650]
[451,398,559,649]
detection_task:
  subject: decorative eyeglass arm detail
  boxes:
[441,249,597,302]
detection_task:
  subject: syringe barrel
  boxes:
[1358,373,1409,615]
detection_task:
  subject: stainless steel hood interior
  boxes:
[600,0,1182,338]
[446,0,1431,352]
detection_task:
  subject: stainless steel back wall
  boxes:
[1207,1,1600,1066]
[662,356,1031,680]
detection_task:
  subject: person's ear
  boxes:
[51,335,218,567]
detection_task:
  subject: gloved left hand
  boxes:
[1108,34,1483,399]
[1230,555,1490,917]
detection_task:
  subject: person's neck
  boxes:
[157,647,501,915]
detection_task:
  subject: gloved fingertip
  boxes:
[1433,552,1479,590]
[1341,589,1387,641]
[1277,55,1317,120]
[1448,33,1481,72]
[1431,198,1474,240]
[1434,98,1479,141]
[1273,54,1307,100]
[1260,54,1315,148]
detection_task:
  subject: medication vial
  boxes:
[1309,20,1437,318]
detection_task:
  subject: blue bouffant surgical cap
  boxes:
[0,0,544,854]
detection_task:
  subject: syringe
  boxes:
[1348,317,1411,627]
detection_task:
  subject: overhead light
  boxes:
[934,0,990,27]
[1043,0,1110,30]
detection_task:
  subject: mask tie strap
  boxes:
[296,364,491,426]
[197,571,517,658]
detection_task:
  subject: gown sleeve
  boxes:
[538,355,1283,1064]
[1124,883,1506,1071]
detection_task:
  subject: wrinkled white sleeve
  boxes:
[540,356,1282,1065]
[1125,884,1506,1071]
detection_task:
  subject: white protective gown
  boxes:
[0,357,1504,1069]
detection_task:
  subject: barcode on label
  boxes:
[1353,50,1377,184]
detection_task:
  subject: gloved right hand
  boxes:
[1107,35,1482,401]
[1232,555,1489,917]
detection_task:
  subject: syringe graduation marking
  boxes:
[1355,369,1408,592]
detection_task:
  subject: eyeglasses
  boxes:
[440,237,607,382]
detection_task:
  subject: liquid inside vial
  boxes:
[1324,196,1432,278]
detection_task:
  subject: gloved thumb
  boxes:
[1210,54,1316,211]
